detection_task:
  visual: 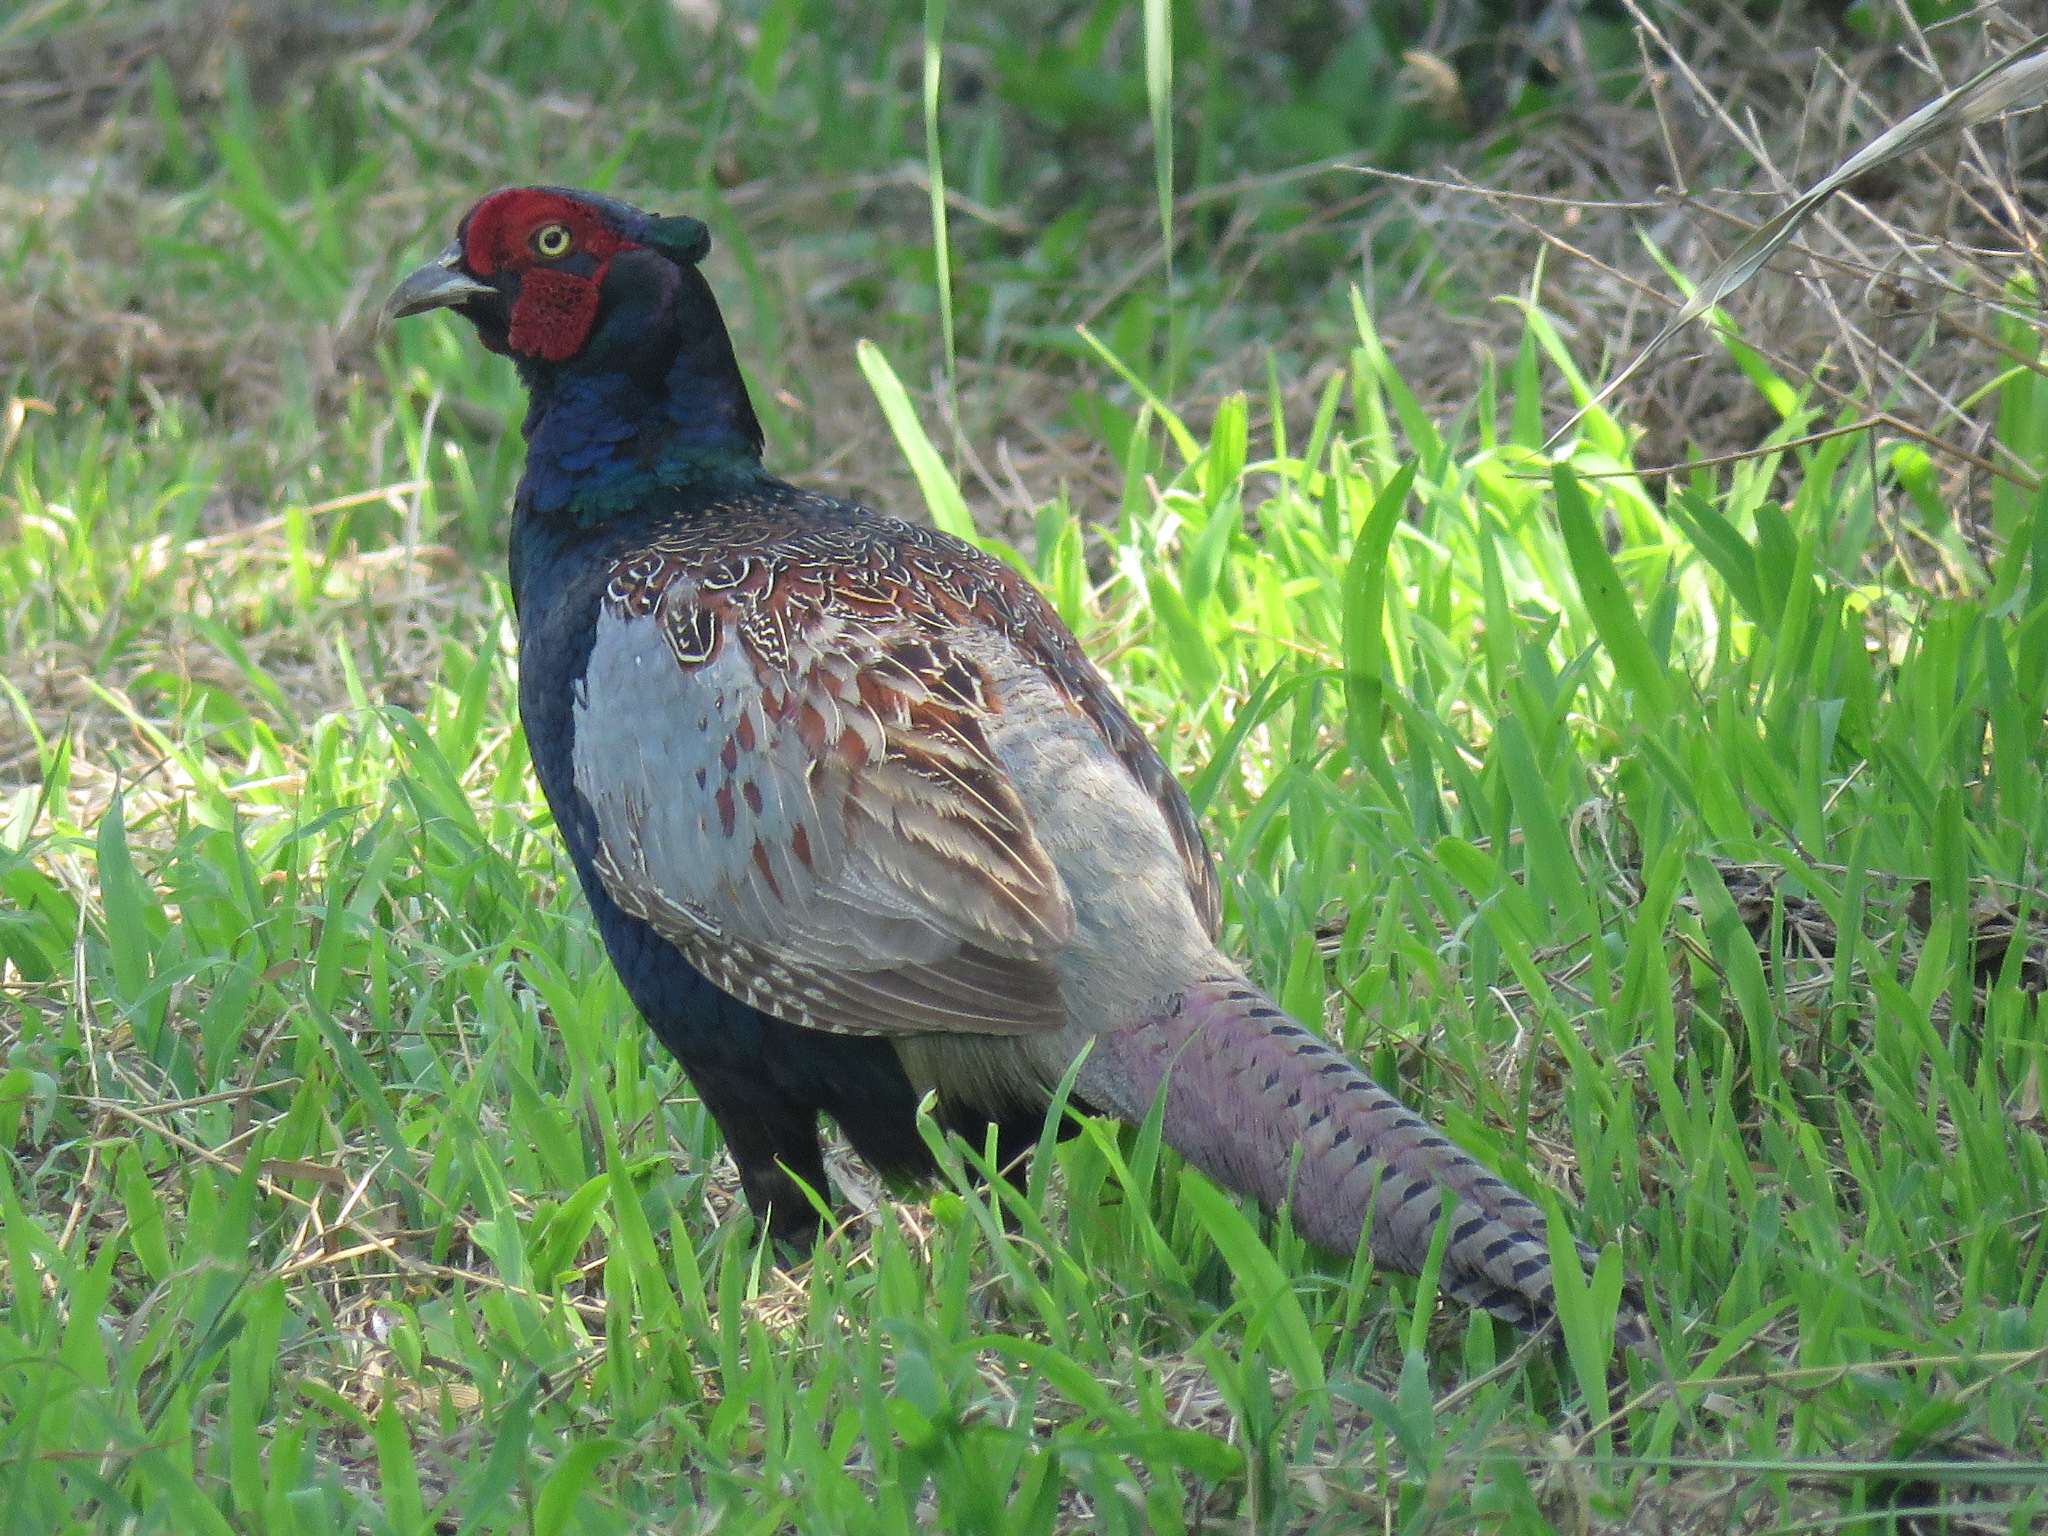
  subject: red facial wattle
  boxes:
[506,269,603,362]
[457,188,640,363]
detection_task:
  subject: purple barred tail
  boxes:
[1088,976,1592,1332]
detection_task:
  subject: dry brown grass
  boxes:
[6,1,2043,597]
[1355,2,2046,526]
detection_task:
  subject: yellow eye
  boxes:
[532,223,573,258]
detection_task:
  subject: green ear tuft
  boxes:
[643,215,711,265]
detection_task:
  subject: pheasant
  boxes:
[386,186,1600,1333]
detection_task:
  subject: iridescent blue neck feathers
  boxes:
[515,256,767,524]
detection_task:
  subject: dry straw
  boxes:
[1550,31,2048,451]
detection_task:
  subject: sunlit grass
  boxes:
[6,1,2048,1533]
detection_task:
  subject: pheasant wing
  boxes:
[571,572,1075,1037]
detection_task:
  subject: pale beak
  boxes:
[384,240,495,320]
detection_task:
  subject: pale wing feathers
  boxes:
[1083,702,1221,941]
[573,593,1073,1036]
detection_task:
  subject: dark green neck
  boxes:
[515,254,766,528]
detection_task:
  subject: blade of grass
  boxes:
[857,339,978,542]
[922,0,956,420]
[1143,0,1174,384]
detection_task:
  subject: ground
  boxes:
[3,1,2048,1532]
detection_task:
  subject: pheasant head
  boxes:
[387,186,764,517]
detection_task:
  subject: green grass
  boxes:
[6,1,2048,1532]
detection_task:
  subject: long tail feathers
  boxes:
[1082,974,1634,1339]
